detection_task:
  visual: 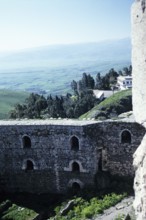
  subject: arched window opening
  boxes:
[121,130,131,143]
[70,136,79,150]
[72,182,81,193]
[72,162,80,172]
[23,136,31,148]
[26,160,34,171]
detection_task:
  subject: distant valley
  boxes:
[0,38,131,95]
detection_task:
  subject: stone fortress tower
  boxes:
[132,0,146,219]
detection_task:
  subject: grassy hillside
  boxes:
[0,193,127,220]
[0,200,37,220]
[80,89,132,120]
[0,90,28,119]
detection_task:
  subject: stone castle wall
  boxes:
[0,119,144,194]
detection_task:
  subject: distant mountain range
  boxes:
[0,38,131,95]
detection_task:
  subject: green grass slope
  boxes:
[0,193,127,220]
[0,200,37,220]
[0,90,28,119]
[80,89,132,120]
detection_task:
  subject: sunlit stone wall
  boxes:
[132,0,146,219]
[132,0,146,124]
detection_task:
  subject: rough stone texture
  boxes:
[133,135,146,219]
[132,0,146,124]
[132,0,146,219]
[0,119,144,194]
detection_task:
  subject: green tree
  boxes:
[95,72,102,89]
[71,80,78,95]
[87,74,95,89]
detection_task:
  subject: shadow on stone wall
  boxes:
[95,171,134,194]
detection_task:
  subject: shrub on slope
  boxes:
[80,89,132,120]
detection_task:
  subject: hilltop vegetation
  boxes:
[9,75,97,119]
[9,66,132,120]
[80,89,132,120]
[0,90,28,119]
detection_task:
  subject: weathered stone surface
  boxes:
[132,0,146,124]
[0,119,144,194]
[132,0,146,219]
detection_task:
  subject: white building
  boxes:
[117,76,132,90]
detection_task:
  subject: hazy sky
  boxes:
[0,0,133,52]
